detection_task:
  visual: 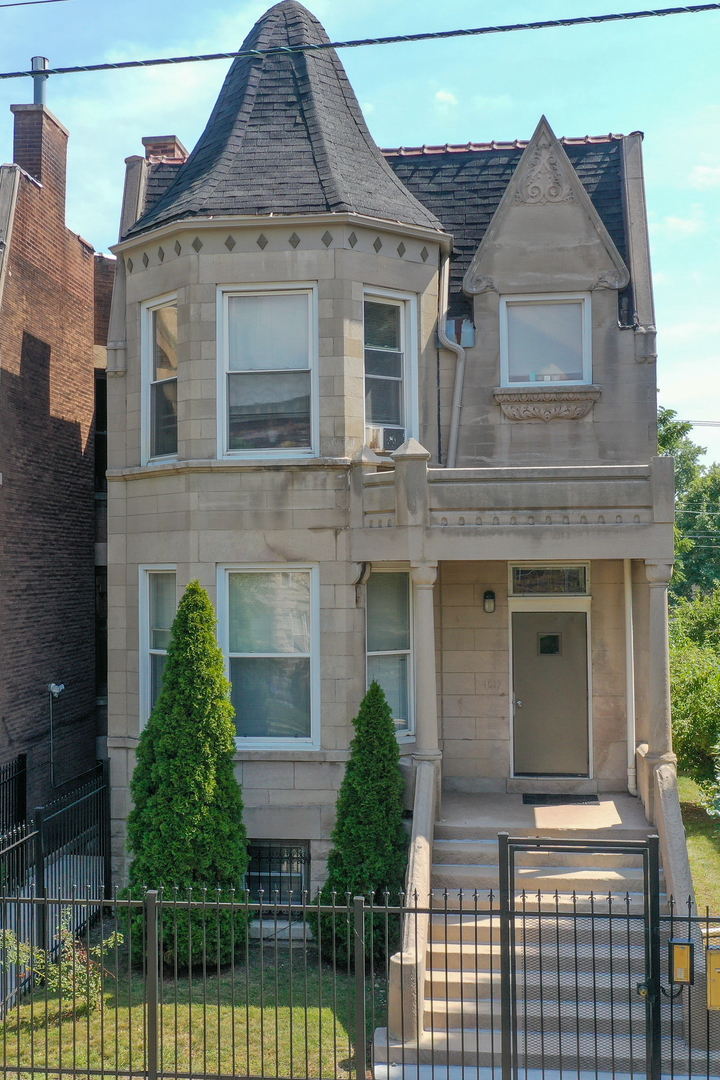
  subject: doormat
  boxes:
[523,794,600,806]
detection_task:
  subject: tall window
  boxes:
[366,572,412,733]
[149,303,178,457]
[500,294,591,386]
[226,569,316,742]
[223,289,314,454]
[142,569,176,725]
[364,297,406,452]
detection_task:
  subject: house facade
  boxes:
[105,0,675,889]
[0,96,114,811]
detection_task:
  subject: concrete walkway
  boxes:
[437,791,652,840]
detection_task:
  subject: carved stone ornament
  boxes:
[593,268,630,291]
[466,274,495,295]
[513,135,575,205]
[493,385,601,422]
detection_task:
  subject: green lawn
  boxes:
[677,774,720,912]
[0,941,384,1079]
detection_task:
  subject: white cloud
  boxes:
[361,102,375,115]
[435,89,458,106]
[661,321,720,344]
[650,206,707,237]
[689,165,720,190]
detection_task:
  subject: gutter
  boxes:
[437,250,466,469]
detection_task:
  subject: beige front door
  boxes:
[512,610,589,777]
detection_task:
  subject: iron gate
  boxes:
[499,833,662,1080]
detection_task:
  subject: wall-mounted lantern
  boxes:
[483,590,496,614]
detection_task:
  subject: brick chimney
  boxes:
[141,135,189,164]
[10,104,68,216]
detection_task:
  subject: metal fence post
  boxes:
[33,806,47,950]
[353,896,367,1080]
[16,754,27,825]
[101,758,113,899]
[498,832,513,1080]
[647,835,662,1080]
[146,890,160,1080]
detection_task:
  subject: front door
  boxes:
[512,610,589,776]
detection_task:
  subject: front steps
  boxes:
[374,791,664,1073]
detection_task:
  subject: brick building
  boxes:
[0,99,114,812]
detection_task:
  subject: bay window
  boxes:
[220,287,316,455]
[141,568,177,727]
[143,298,178,462]
[366,571,413,734]
[222,567,318,745]
[500,293,591,386]
[363,290,417,453]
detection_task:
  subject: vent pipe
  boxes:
[31,56,49,105]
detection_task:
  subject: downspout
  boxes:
[437,250,466,469]
[624,558,638,796]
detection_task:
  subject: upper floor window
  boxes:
[143,298,178,462]
[364,290,418,453]
[500,294,591,387]
[219,287,316,456]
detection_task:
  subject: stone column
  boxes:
[644,559,675,763]
[411,563,440,761]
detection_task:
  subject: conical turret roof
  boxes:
[126,1,442,237]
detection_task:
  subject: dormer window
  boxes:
[500,293,591,386]
[219,286,317,457]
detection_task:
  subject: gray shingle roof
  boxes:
[385,138,629,319]
[125,1,442,239]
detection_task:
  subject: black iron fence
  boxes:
[0,757,26,835]
[0,886,719,1080]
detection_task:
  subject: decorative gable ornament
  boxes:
[463,116,629,296]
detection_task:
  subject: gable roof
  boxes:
[125,1,442,239]
[385,134,630,318]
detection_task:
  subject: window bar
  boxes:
[230,886,236,1080]
[609,892,616,1079]
[273,886,280,1079]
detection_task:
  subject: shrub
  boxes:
[310,680,408,967]
[670,638,720,791]
[126,581,248,966]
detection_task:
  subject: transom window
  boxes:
[143,299,178,462]
[366,571,413,733]
[500,294,591,386]
[226,568,316,743]
[511,565,588,595]
[222,289,314,454]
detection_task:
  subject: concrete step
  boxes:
[431,888,650,912]
[423,997,643,1035]
[433,822,654,842]
[426,940,645,974]
[425,966,648,1004]
[431,839,647,870]
[432,862,653,892]
[374,1026,651,1069]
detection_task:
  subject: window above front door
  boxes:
[510,564,589,596]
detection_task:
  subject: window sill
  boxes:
[493,385,601,422]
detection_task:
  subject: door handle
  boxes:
[516,701,523,708]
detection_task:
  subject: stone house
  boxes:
[105,0,675,891]
[0,92,114,812]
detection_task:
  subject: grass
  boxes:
[0,938,387,1079]
[677,774,720,912]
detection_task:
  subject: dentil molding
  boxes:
[493,385,602,422]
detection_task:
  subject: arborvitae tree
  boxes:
[312,680,408,965]
[127,580,248,965]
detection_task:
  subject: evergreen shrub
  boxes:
[126,581,248,967]
[309,680,408,967]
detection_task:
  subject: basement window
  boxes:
[244,841,310,904]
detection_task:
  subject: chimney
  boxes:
[141,135,189,164]
[10,103,68,215]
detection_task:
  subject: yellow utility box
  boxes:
[707,946,720,1010]
[669,939,694,985]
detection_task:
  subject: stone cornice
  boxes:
[493,384,601,422]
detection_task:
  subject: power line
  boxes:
[0,0,73,7]
[0,3,718,79]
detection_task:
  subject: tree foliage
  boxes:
[311,681,408,965]
[127,580,248,964]
[670,589,720,796]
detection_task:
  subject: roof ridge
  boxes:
[382,132,636,158]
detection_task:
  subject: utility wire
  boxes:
[0,3,718,79]
[0,0,73,6]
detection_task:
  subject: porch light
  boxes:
[483,590,496,614]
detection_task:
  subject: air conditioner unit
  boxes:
[365,426,405,453]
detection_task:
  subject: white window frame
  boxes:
[217,284,319,460]
[508,561,591,597]
[217,564,321,750]
[138,565,177,731]
[141,293,179,466]
[363,287,419,446]
[365,567,415,740]
[499,292,592,388]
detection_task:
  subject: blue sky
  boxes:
[0,0,718,459]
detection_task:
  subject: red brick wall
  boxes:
[0,105,98,812]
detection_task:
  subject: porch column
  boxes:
[644,559,676,763]
[411,563,440,760]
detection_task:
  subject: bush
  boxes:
[126,581,248,966]
[310,681,408,967]
[670,638,720,791]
